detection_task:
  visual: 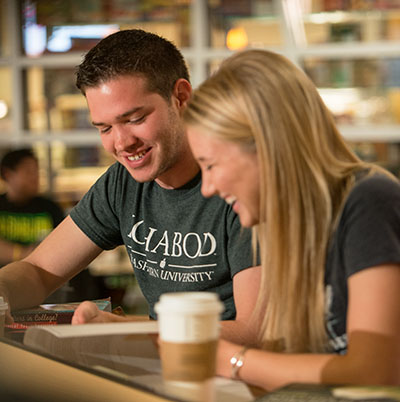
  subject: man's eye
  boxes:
[129,116,145,124]
[100,126,111,134]
[205,164,213,171]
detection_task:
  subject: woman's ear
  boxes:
[173,78,192,111]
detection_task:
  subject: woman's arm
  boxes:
[220,265,261,345]
[217,264,400,391]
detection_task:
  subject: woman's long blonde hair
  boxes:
[184,49,384,353]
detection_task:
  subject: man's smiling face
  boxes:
[86,75,187,185]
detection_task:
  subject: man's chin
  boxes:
[125,167,157,183]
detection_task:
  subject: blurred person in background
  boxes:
[0,148,64,266]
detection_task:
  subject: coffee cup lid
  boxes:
[0,296,8,311]
[155,292,224,315]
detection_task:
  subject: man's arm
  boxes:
[220,265,261,345]
[0,216,103,316]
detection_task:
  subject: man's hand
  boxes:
[71,300,150,324]
[72,301,120,324]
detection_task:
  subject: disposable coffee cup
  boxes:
[155,292,224,402]
[0,296,8,337]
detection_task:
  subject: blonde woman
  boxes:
[184,49,400,391]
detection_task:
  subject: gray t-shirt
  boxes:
[70,162,254,319]
[325,174,400,353]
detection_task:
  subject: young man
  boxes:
[0,149,64,266]
[0,30,260,343]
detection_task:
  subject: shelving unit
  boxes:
[0,0,399,203]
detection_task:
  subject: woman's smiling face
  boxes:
[187,126,260,228]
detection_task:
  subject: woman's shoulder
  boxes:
[349,172,400,204]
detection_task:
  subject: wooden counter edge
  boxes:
[0,337,178,402]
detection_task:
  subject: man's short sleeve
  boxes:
[70,163,124,250]
[226,210,257,277]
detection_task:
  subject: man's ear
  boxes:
[173,78,192,111]
[1,169,10,183]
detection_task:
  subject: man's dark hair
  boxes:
[76,29,190,100]
[0,148,37,180]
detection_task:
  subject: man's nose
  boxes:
[114,125,137,151]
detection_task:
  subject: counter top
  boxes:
[0,325,259,402]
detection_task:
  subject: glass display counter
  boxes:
[0,332,260,402]
[0,336,177,402]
